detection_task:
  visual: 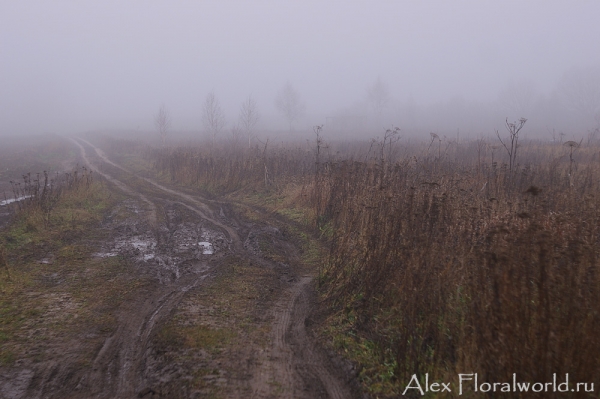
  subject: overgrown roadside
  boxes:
[137,134,600,399]
[0,137,129,397]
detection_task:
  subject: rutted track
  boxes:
[58,137,354,398]
[64,139,223,398]
[69,138,158,226]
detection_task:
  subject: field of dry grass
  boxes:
[143,132,600,398]
[3,132,597,397]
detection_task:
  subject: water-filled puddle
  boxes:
[0,195,32,206]
[129,237,153,251]
[92,252,118,258]
[93,235,156,261]
[198,241,214,255]
[121,236,157,261]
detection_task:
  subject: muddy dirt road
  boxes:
[0,138,356,398]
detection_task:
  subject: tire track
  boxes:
[75,137,242,251]
[290,280,351,399]
[69,138,157,226]
[69,138,217,398]
[70,137,353,399]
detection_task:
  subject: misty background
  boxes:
[1,1,600,140]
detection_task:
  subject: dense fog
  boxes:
[1,1,600,140]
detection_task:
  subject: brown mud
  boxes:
[0,138,358,399]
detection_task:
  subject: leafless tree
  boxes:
[154,104,171,146]
[496,117,527,174]
[367,76,391,120]
[256,138,270,187]
[275,82,305,131]
[238,95,260,148]
[202,92,226,143]
[313,124,326,226]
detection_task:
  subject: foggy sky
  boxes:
[1,1,599,135]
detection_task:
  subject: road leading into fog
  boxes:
[29,137,356,398]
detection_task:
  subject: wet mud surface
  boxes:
[0,138,357,399]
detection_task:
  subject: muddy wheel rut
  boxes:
[0,138,356,398]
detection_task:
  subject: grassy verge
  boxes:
[0,170,156,369]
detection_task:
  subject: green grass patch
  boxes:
[157,324,235,351]
[324,309,402,398]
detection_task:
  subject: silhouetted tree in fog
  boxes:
[202,92,226,143]
[239,95,260,148]
[275,82,305,131]
[367,76,391,121]
[154,104,171,146]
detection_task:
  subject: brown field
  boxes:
[1,131,599,398]
[146,131,600,398]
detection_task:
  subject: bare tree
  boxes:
[367,76,391,120]
[154,104,171,146]
[238,95,260,148]
[275,82,305,131]
[202,92,226,143]
[496,117,527,174]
